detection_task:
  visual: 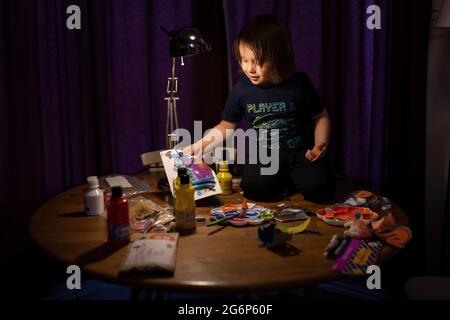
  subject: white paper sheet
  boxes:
[160,149,222,200]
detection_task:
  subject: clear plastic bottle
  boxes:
[84,176,105,216]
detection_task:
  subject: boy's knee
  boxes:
[303,187,334,203]
[298,174,335,204]
[240,177,284,202]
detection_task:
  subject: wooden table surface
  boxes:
[29,171,409,294]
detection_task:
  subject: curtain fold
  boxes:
[321,0,390,191]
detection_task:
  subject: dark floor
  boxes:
[41,276,407,300]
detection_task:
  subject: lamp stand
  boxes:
[159,57,181,191]
[165,57,180,149]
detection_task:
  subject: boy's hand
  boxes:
[182,144,195,155]
[305,143,327,162]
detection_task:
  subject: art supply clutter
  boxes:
[316,190,412,248]
[208,200,273,227]
[107,179,410,277]
[129,196,174,233]
[335,190,392,211]
[317,190,412,275]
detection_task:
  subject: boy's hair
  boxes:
[234,14,295,83]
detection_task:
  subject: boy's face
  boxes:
[239,42,273,86]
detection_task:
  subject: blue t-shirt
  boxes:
[221,72,324,151]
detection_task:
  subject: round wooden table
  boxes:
[29,171,408,294]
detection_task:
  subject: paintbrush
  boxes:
[206,215,234,227]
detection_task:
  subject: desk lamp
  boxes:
[158,26,212,190]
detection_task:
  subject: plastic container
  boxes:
[107,186,130,245]
[84,176,105,216]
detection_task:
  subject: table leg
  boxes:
[131,287,141,300]
[154,290,165,300]
[304,285,321,299]
[278,290,296,300]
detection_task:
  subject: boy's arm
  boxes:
[305,110,330,161]
[185,120,238,156]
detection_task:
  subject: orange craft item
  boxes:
[320,206,377,221]
[316,206,379,226]
[310,145,327,162]
[376,226,412,248]
[355,191,373,199]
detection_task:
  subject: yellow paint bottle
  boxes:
[217,160,232,195]
[174,173,196,235]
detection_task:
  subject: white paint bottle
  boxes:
[84,176,104,216]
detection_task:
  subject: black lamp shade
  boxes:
[167,28,212,57]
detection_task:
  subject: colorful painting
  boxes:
[160,149,222,200]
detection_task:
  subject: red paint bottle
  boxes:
[107,186,130,246]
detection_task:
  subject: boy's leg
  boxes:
[288,150,335,204]
[240,161,288,202]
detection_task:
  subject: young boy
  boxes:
[187,14,335,203]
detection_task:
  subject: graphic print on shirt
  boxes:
[246,101,304,150]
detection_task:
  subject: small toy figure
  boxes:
[238,199,248,218]
[258,222,292,249]
[343,219,372,239]
[371,212,396,233]
[341,211,412,248]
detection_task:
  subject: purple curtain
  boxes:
[322,0,390,190]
